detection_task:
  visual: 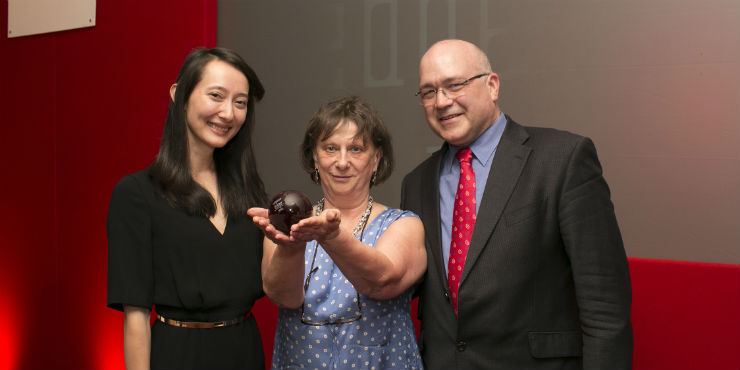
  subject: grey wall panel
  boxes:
[218,0,739,264]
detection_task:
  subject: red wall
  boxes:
[0,1,216,368]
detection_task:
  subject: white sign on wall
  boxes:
[8,0,96,38]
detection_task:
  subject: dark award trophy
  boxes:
[268,190,312,235]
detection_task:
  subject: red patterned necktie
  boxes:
[447,147,476,316]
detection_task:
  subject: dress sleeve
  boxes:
[106,173,154,312]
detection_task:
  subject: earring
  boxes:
[370,171,377,186]
[312,168,320,184]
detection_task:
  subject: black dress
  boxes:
[107,169,265,370]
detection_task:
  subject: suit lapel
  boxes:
[461,118,531,284]
[419,146,449,292]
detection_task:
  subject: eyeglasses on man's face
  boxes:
[415,73,490,106]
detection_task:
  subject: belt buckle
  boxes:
[213,321,226,328]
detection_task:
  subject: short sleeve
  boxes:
[106,173,153,312]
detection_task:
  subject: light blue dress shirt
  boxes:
[439,112,506,275]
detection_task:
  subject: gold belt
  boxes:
[157,313,247,329]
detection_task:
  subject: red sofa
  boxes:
[253,257,740,369]
[629,257,740,369]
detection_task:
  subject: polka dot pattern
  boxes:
[447,147,475,316]
[271,208,423,369]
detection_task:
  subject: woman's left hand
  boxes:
[289,209,342,243]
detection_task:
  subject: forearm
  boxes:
[573,224,632,369]
[319,220,426,300]
[263,244,306,308]
[320,230,395,297]
[561,136,633,368]
[123,306,151,370]
[250,207,309,309]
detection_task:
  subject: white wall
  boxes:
[219,0,739,264]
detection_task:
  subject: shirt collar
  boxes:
[446,111,506,167]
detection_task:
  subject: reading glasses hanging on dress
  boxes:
[300,243,363,326]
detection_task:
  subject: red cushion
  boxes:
[629,257,740,369]
[253,257,740,369]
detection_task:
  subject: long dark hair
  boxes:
[150,47,267,217]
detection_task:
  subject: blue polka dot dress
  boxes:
[271,208,423,370]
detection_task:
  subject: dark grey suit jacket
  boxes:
[400,117,632,370]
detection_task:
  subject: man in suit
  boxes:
[400,39,632,369]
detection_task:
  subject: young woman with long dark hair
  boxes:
[107,47,268,369]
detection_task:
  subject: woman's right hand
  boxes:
[247,207,308,248]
